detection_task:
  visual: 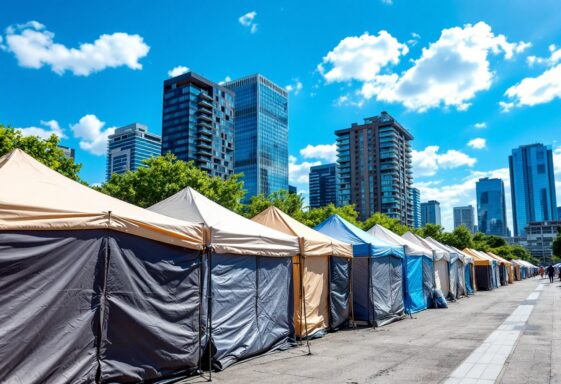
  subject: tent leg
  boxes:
[299,255,312,355]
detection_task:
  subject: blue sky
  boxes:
[1,0,560,230]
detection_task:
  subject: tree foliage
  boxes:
[553,227,561,259]
[100,153,246,210]
[361,212,408,235]
[0,125,81,180]
[301,203,359,228]
[242,190,304,219]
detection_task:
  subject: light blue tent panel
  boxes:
[465,265,474,295]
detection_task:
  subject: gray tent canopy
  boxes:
[149,187,300,370]
[0,150,206,383]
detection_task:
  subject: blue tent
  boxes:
[315,215,405,327]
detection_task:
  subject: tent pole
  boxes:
[207,246,213,382]
[403,247,412,319]
[198,250,204,377]
[299,254,311,355]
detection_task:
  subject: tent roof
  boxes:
[424,237,464,263]
[402,232,449,261]
[462,248,494,266]
[149,187,299,257]
[251,206,352,258]
[314,215,404,258]
[0,149,204,249]
[485,252,512,266]
[451,246,474,264]
[367,224,432,259]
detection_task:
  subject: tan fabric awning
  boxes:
[463,248,494,266]
[251,206,352,258]
[0,149,204,250]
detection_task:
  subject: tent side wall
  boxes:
[209,253,295,370]
[351,257,371,323]
[434,259,450,297]
[0,230,202,383]
[329,256,351,330]
[404,256,427,313]
[371,256,405,326]
[475,265,493,291]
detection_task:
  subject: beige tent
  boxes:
[0,149,203,248]
[252,206,352,337]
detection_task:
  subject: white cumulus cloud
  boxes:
[360,22,529,112]
[289,155,321,184]
[503,45,561,109]
[4,21,150,76]
[474,122,487,129]
[239,11,258,33]
[468,138,487,149]
[318,30,408,83]
[167,65,189,78]
[70,115,115,156]
[285,79,303,95]
[15,119,65,139]
[300,143,337,163]
[412,145,477,177]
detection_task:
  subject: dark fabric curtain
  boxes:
[351,257,370,323]
[329,257,351,330]
[208,254,294,371]
[0,231,201,384]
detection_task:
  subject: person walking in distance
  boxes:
[539,266,545,279]
[547,264,555,283]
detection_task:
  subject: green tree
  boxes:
[242,189,305,219]
[361,212,409,235]
[0,125,81,180]
[553,227,561,258]
[300,203,359,228]
[100,153,245,210]
[440,225,474,250]
[417,223,444,240]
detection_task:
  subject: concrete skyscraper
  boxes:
[453,205,475,233]
[162,72,235,179]
[336,112,413,224]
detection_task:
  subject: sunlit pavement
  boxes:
[181,277,561,384]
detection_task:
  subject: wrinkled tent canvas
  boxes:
[315,215,405,327]
[486,252,513,285]
[0,150,206,383]
[149,187,300,370]
[252,206,353,336]
[455,248,476,295]
[402,232,451,300]
[367,225,433,313]
[424,237,461,300]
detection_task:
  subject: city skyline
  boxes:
[2,0,561,230]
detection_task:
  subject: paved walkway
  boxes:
[182,277,560,384]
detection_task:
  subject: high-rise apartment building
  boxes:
[509,143,558,236]
[525,220,561,264]
[162,72,235,179]
[336,112,413,224]
[58,145,75,159]
[453,205,475,233]
[421,200,441,226]
[224,74,288,201]
[309,163,337,208]
[106,123,161,180]
[410,187,421,228]
[475,177,508,236]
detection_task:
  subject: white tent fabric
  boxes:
[424,237,462,299]
[368,225,433,259]
[149,187,299,256]
[402,232,451,297]
[0,149,204,249]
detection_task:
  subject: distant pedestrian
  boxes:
[547,265,555,283]
[539,266,545,279]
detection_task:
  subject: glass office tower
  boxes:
[224,74,289,201]
[336,112,414,224]
[309,163,337,208]
[509,144,558,236]
[106,123,161,180]
[162,72,235,179]
[421,200,441,226]
[453,205,475,233]
[476,177,508,236]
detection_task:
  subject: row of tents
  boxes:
[0,150,539,383]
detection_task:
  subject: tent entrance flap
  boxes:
[329,257,351,330]
[208,253,295,370]
[405,256,426,314]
